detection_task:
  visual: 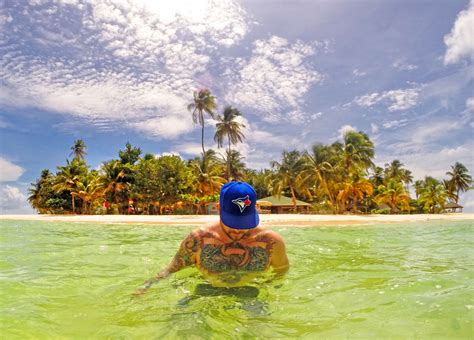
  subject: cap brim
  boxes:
[220,210,259,230]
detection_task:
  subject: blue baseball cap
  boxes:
[219,181,259,230]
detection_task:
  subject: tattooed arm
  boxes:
[133,231,200,295]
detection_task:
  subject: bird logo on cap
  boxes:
[232,195,251,213]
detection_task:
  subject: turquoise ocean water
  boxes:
[1,219,473,339]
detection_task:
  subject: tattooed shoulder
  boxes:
[168,232,200,272]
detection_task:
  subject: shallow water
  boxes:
[0,219,473,339]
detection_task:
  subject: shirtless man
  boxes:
[134,181,289,295]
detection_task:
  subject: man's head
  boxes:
[219,181,259,230]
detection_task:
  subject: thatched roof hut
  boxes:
[444,202,463,212]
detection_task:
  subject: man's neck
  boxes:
[220,222,250,242]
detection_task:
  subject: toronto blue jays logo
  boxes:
[232,195,252,213]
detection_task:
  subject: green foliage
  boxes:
[28,92,471,216]
[119,142,142,165]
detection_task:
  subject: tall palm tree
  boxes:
[384,160,404,181]
[271,150,307,212]
[75,172,104,214]
[414,179,424,200]
[70,139,87,161]
[53,159,88,213]
[369,166,385,188]
[214,106,245,180]
[401,169,413,192]
[187,89,217,156]
[446,162,472,203]
[302,143,336,204]
[341,131,374,176]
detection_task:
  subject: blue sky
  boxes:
[0,0,473,214]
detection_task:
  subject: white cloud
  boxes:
[0,0,250,139]
[0,185,35,214]
[354,93,380,107]
[444,0,474,65]
[354,88,419,112]
[392,60,418,71]
[382,119,408,129]
[466,97,474,111]
[337,124,357,139]
[175,143,207,156]
[440,145,470,156]
[0,157,25,182]
[225,36,322,123]
[352,68,367,77]
[411,121,462,145]
[370,123,379,134]
[377,141,473,192]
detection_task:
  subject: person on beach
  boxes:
[134,181,289,295]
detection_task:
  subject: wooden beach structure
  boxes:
[257,195,311,214]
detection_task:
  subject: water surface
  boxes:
[1,220,473,338]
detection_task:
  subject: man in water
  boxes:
[134,181,289,295]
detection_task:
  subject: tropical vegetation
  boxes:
[28,90,471,215]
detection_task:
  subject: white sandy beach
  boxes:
[1,213,473,227]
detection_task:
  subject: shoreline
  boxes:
[1,213,473,227]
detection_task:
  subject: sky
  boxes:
[0,0,473,214]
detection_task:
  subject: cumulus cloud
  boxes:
[225,36,323,124]
[0,157,25,182]
[379,142,473,181]
[337,124,357,139]
[0,0,250,139]
[0,185,35,214]
[444,0,474,65]
[354,88,419,111]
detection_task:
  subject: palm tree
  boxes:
[418,176,448,213]
[189,150,226,197]
[375,180,411,214]
[70,139,87,161]
[384,160,413,191]
[446,162,472,203]
[99,160,131,213]
[336,176,373,213]
[414,180,424,200]
[369,166,385,188]
[214,106,245,180]
[28,169,52,213]
[271,150,307,212]
[119,142,142,165]
[53,159,88,213]
[302,143,336,205]
[384,160,404,181]
[187,89,217,156]
[75,172,104,214]
[401,169,413,192]
[341,131,374,176]
[219,150,247,181]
